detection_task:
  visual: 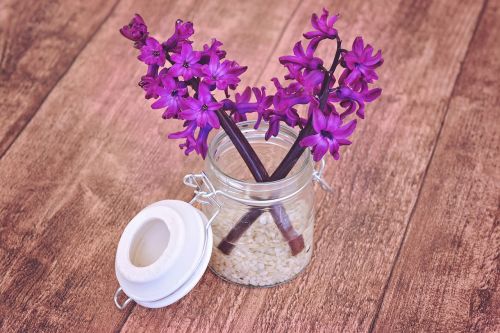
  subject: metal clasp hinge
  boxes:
[313,159,333,193]
[183,172,221,229]
[114,287,132,310]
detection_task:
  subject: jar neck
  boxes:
[205,121,314,203]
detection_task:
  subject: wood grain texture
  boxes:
[0,0,119,157]
[0,0,495,332]
[372,1,500,331]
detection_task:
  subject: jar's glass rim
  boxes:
[207,121,313,193]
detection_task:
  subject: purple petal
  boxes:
[334,119,357,138]
[353,37,364,54]
[312,108,327,132]
[312,139,328,161]
[207,111,220,129]
[364,88,382,102]
[300,134,321,147]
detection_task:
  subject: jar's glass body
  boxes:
[202,121,315,287]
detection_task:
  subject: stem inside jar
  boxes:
[205,121,313,252]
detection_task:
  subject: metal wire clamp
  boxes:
[312,159,333,193]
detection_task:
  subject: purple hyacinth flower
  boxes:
[194,125,212,158]
[343,37,383,86]
[223,86,272,126]
[279,41,323,70]
[231,87,252,122]
[163,19,194,52]
[200,39,227,64]
[271,77,311,104]
[168,120,212,158]
[252,86,272,128]
[287,68,325,97]
[138,37,166,66]
[283,64,303,80]
[146,64,159,77]
[169,43,202,80]
[168,120,197,155]
[138,75,162,99]
[303,9,338,40]
[180,83,221,128]
[168,120,197,140]
[300,106,357,161]
[179,135,197,155]
[151,72,188,119]
[202,54,247,90]
[265,92,305,140]
[120,14,148,49]
[226,61,248,90]
[329,85,382,119]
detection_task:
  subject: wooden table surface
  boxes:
[1,0,499,332]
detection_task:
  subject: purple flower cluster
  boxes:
[121,8,382,163]
[121,16,247,158]
[120,14,148,49]
[249,8,383,161]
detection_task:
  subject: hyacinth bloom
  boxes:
[303,8,338,40]
[252,87,272,128]
[194,125,212,158]
[168,121,212,158]
[202,54,247,90]
[138,37,166,66]
[163,19,194,52]
[287,68,324,97]
[279,41,323,70]
[168,120,197,153]
[230,87,252,122]
[329,86,382,119]
[138,75,161,99]
[179,134,197,155]
[181,83,221,128]
[261,78,310,139]
[120,14,148,48]
[265,93,305,140]
[225,61,248,89]
[200,39,227,64]
[222,86,272,125]
[300,107,357,161]
[169,43,202,80]
[151,73,188,119]
[343,37,383,86]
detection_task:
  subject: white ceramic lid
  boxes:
[115,200,212,308]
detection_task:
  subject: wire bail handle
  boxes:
[114,287,132,310]
[313,159,333,193]
[183,172,221,229]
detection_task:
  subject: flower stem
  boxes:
[215,108,304,254]
[217,37,343,254]
[215,110,268,182]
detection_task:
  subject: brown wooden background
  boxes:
[0,0,499,332]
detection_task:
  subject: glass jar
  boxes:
[202,121,317,287]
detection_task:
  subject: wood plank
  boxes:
[121,0,485,332]
[0,1,486,333]
[372,1,499,331]
[0,0,304,331]
[0,0,119,157]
